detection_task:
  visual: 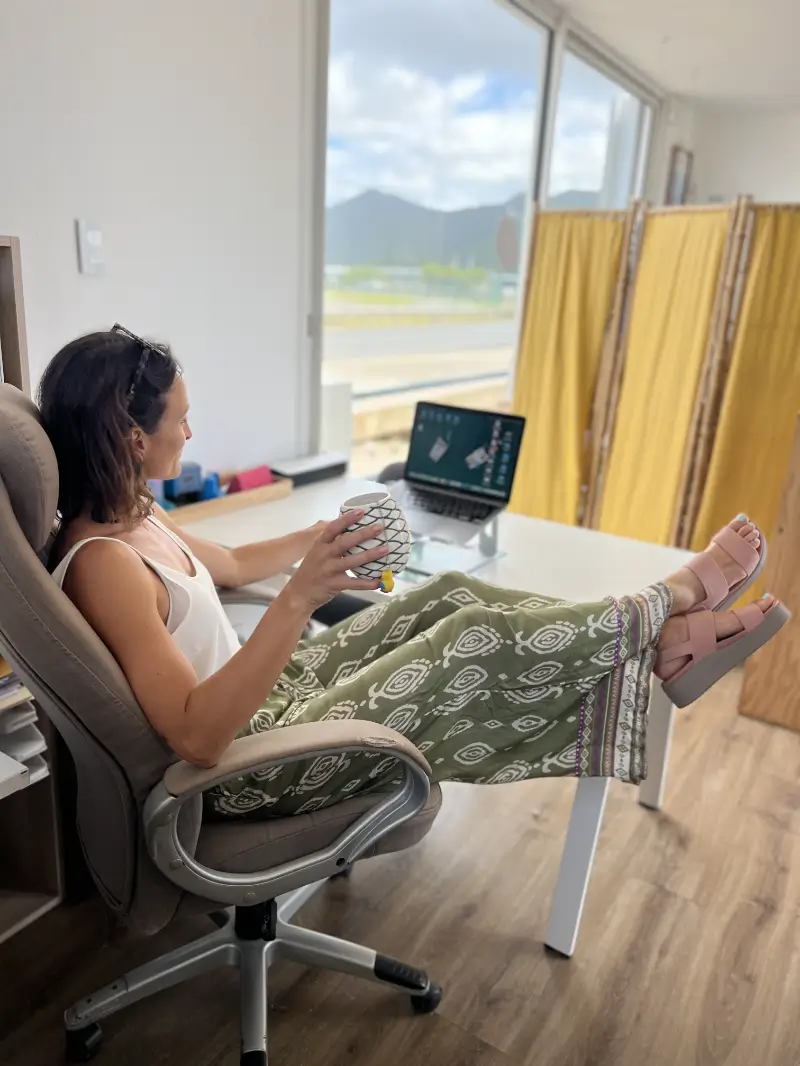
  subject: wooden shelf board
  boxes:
[168,477,292,525]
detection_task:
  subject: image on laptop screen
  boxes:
[405,402,526,502]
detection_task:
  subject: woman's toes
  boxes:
[671,515,764,616]
[734,516,762,550]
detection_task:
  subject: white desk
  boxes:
[186,476,691,603]
[184,475,692,956]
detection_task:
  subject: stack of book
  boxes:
[0,657,49,786]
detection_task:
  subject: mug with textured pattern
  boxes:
[339,491,412,583]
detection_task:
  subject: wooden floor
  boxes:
[1,672,799,1066]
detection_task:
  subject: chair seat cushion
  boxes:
[194,784,442,875]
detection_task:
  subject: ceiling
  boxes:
[562,0,800,104]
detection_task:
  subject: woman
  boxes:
[40,326,788,819]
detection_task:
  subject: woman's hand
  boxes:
[284,510,388,612]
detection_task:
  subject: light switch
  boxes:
[75,219,105,275]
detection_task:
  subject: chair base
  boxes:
[64,879,441,1065]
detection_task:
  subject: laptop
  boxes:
[387,401,526,547]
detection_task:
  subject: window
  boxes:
[322,0,548,474]
[546,49,653,210]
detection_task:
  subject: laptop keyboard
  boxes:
[408,486,495,524]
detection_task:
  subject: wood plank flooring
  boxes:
[1,672,799,1066]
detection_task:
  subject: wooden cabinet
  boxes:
[0,236,30,394]
[0,236,65,942]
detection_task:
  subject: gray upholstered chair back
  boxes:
[0,384,196,932]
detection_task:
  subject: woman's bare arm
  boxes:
[64,539,312,766]
[153,503,325,589]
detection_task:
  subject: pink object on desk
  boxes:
[227,466,274,494]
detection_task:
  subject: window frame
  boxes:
[541,37,661,210]
[564,32,660,205]
[303,0,666,456]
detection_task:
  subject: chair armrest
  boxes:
[218,586,369,629]
[143,721,432,907]
[219,585,317,643]
[163,720,431,797]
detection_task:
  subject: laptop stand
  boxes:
[405,516,503,578]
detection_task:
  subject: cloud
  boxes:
[549,99,613,195]
[327,55,537,210]
[325,0,646,210]
[329,0,546,83]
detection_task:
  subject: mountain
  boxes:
[325,188,599,269]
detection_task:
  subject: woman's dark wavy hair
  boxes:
[38,328,180,526]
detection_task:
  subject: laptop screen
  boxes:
[405,402,526,503]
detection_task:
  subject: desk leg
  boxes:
[544,776,610,958]
[637,680,675,811]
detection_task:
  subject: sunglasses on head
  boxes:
[111,322,153,405]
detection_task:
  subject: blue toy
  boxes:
[164,461,204,503]
[201,473,220,500]
[160,462,223,507]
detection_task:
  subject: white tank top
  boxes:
[50,516,242,682]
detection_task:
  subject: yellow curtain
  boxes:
[509,211,626,525]
[691,207,800,598]
[598,209,731,544]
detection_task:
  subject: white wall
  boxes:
[0,0,317,472]
[692,104,800,204]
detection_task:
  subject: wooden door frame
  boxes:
[0,236,31,395]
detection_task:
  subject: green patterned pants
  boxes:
[205,572,672,819]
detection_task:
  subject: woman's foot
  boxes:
[655,595,774,680]
[664,515,761,616]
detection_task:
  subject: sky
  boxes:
[326,0,644,212]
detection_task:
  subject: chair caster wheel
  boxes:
[411,984,443,1015]
[65,1023,103,1062]
[240,1051,267,1065]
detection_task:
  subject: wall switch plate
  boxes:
[75,219,104,275]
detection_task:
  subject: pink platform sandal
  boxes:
[683,521,767,613]
[657,599,790,708]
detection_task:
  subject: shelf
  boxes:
[24,755,49,786]
[0,750,28,801]
[0,724,46,763]
[0,705,38,734]
[0,686,32,713]
[1,243,60,947]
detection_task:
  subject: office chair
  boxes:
[0,385,442,1066]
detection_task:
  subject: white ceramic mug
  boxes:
[339,490,412,580]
